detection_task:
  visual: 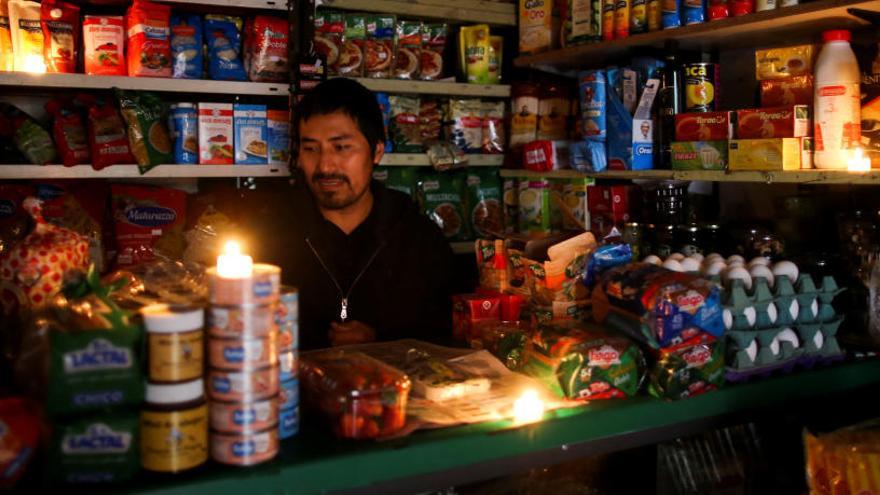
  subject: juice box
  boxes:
[671,141,728,170]
[674,111,733,141]
[736,105,810,139]
[267,110,290,167]
[234,104,268,165]
[198,103,234,165]
[728,138,802,170]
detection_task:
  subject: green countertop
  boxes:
[126,359,880,495]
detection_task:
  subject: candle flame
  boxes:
[224,240,241,256]
[22,55,46,74]
[848,147,871,172]
[513,389,545,425]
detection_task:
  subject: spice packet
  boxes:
[389,95,422,153]
[394,20,422,79]
[338,13,365,76]
[83,15,124,76]
[170,14,202,79]
[365,14,395,78]
[45,98,88,166]
[205,14,247,81]
[488,35,502,84]
[40,0,79,73]
[9,0,43,72]
[467,167,503,237]
[419,171,471,241]
[419,97,442,143]
[460,24,491,84]
[419,23,447,80]
[116,89,173,173]
[314,8,344,75]
[80,94,135,170]
[126,0,171,77]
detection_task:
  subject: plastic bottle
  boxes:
[814,30,861,169]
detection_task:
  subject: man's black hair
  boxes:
[295,78,385,154]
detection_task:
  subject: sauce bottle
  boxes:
[656,41,683,169]
[814,29,861,169]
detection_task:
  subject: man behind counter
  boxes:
[258,78,455,349]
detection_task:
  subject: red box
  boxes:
[760,76,813,107]
[587,185,637,236]
[674,111,733,141]
[475,288,525,322]
[736,105,811,139]
[452,294,501,342]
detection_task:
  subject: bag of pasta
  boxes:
[116,89,173,174]
[111,184,186,268]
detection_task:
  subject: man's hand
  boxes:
[329,321,376,347]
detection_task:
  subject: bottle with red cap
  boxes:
[814,29,861,169]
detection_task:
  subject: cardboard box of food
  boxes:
[760,76,813,107]
[755,44,817,81]
[671,141,728,170]
[674,112,733,141]
[728,138,802,170]
[234,104,268,165]
[198,103,234,165]
[736,105,810,139]
[800,137,814,169]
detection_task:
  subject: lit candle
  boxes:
[847,147,871,172]
[22,55,46,74]
[216,240,253,279]
[513,389,545,425]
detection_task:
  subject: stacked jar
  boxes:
[206,264,281,466]
[276,287,300,440]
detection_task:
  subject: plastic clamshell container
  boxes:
[300,350,411,439]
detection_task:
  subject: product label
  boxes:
[148,330,203,382]
[62,423,132,455]
[140,405,208,472]
[64,339,132,374]
[814,83,860,152]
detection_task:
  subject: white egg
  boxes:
[749,257,771,268]
[769,337,781,356]
[724,266,753,290]
[706,253,723,262]
[643,255,662,266]
[777,328,800,349]
[813,331,824,350]
[749,264,775,288]
[745,339,758,362]
[727,255,746,265]
[668,253,686,261]
[744,306,757,327]
[681,257,701,272]
[809,298,819,319]
[723,308,733,330]
[772,261,799,283]
[662,259,684,272]
[788,299,799,321]
[727,260,746,269]
[704,261,727,277]
[767,302,778,325]
[689,253,704,263]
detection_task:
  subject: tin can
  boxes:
[211,429,279,466]
[207,367,280,402]
[631,0,648,33]
[279,378,299,411]
[207,264,281,306]
[675,224,702,256]
[602,0,616,40]
[208,304,276,339]
[275,287,299,325]
[208,334,278,371]
[653,224,675,257]
[615,0,631,38]
[169,103,198,164]
[684,63,720,112]
[210,398,279,434]
[647,0,662,29]
[279,406,299,439]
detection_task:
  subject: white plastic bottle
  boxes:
[814,30,861,169]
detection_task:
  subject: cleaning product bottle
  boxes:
[814,29,861,169]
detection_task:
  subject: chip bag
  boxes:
[126,0,171,77]
[111,184,186,267]
[170,14,203,79]
[83,15,125,76]
[246,15,288,82]
[40,0,79,73]
[81,95,135,170]
[45,98,89,167]
[647,332,725,400]
[116,89,173,173]
[0,0,13,72]
[205,14,246,81]
[9,0,43,72]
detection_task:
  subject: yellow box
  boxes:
[728,138,802,171]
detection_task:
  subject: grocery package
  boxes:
[267,109,290,167]
[601,0,614,40]
[482,101,506,154]
[518,179,552,235]
[735,105,810,139]
[562,0,601,46]
[683,63,719,112]
[420,24,447,80]
[607,67,659,170]
[394,20,422,79]
[467,168,503,238]
[576,70,608,170]
[755,44,816,80]
[376,92,392,152]
[126,0,171,77]
[335,13,365,76]
[32,181,106,271]
[419,98,442,143]
[805,419,880,495]
[760,75,813,107]
[246,15,289,82]
[45,98,89,167]
[395,349,490,401]
[523,232,596,306]
[522,322,644,399]
[313,8,343,74]
[670,141,728,170]
[198,102,233,164]
[615,0,630,38]
[523,140,570,171]
[0,398,40,489]
[510,82,539,152]
[734,0,758,14]
[169,103,198,164]
[48,411,139,483]
[40,0,80,73]
[583,243,633,286]
[860,45,880,167]
[170,14,203,79]
[373,166,419,197]
[708,0,729,19]
[389,95,422,153]
[205,14,247,81]
[1,103,56,165]
[662,0,682,29]
[648,332,725,399]
[814,30,860,169]
[728,138,803,170]
[448,99,483,153]
[452,293,501,343]
[488,35,502,84]
[111,184,186,267]
[587,184,637,234]
[0,1,12,72]
[365,14,395,78]
[475,239,509,293]
[84,96,135,170]
[460,24,491,84]
[562,178,592,230]
[117,90,173,173]
[674,111,733,141]
[519,0,554,54]
[300,349,411,439]
[9,0,44,72]
[419,171,470,241]
[233,103,268,165]
[682,0,706,24]
[14,266,144,414]
[537,83,572,141]
[83,15,125,76]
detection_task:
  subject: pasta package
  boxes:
[0,0,12,72]
[40,0,79,73]
[205,14,247,81]
[460,24,491,84]
[419,24,447,80]
[170,14,203,79]
[394,20,422,79]
[246,15,288,82]
[9,0,44,73]
[126,0,171,77]
[111,184,187,267]
[83,15,125,76]
[116,89,173,173]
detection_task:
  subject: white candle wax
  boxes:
[216,241,253,279]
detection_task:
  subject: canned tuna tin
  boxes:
[210,398,279,434]
[279,406,299,439]
[684,63,720,112]
[209,304,276,339]
[211,429,279,466]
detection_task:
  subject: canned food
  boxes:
[279,379,299,410]
[279,406,299,439]
[631,0,647,33]
[211,429,279,466]
[210,398,279,434]
[208,304,276,338]
[279,349,298,381]
[208,334,278,371]
[207,264,281,306]
[278,320,298,352]
[684,63,720,112]
[654,224,675,257]
[602,0,616,40]
[208,367,280,402]
[275,287,299,324]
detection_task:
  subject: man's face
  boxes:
[298,111,383,210]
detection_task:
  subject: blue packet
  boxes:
[233,103,268,165]
[606,68,633,170]
[169,103,198,164]
[204,15,247,81]
[584,244,633,287]
[279,406,299,439]
[171,15,203,79]
[578,70,606,142]
[683,0,706,24]
[630,56,665,95]
[279,378,299,410]
[662,0,682,29]
[570,140,607,172]
[375,92,392,152]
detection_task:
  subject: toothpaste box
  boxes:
[728,138,802,170]
[671,141,728,170]
[267,110,290,167]
[234,103,268,165]
[198,103,234,165]
[735,105,810,139]
[675,111,733,141]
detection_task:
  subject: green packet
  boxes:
[48,410,140,484]
[670,141,728,170]
[418,171,472,241]
[373,166,420,199]
[116,89,173,174]
[648,335,725,400]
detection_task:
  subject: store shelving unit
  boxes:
[352,78,512,98]
[499,168,880,185]
[0,165,289,179]
[157,0,288,9]
[381,153,504,167]
[317,0,516,25]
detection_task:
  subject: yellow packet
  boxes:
[460,24,490,84]
[8,0,42,72]
[755,44,817,81]
[0,0,12,71]
[488,35,503,84]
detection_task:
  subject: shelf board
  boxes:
[156,0,288,9]
[122,359,880,495]
[351,77,511,98]
[318,0,516,25]
[0,165,289,179]
[515,0,878,71]
[380,153,503,167]
[450,241,474,254]
[0,72,288,96]
[499,168,880,185]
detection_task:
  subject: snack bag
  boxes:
[247,15,288,82]
[9,0,43,72]
[420,24,447,80]
[419,97,442,143]
[170,14,202,79]
[1,103,56,165]
[460,24,491,84]
[83,15,125,76]
[205,14,246,81]
[419,171,471,241]
[40,0,79,73]
[111,184,186,267]
[482,100,505,154]
[126,0,171,77]
[488,35,502,84]
[647,332,725,400]
[82,95,135,170]
[45,98,89,166]
[467,167,503,238]
[337,13,364,76]
[364,14,395,78]
[314,8,343,75]
[0,398,40,489]
[448,99,483,153]
[0,0,13,71]
[389,95,422,153]
[116,89,173,173]
[394,20,422,79]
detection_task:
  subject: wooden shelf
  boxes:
[381,154,504,166]
[450,241,475,254]
[351,78,511,98]
[0,165,289,179]
[156,0,288,10]
[515,0,878,71]
[318,0,516,25]
[0,72,288,97]
[499,168,880,185]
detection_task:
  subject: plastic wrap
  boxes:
[806,419,880,495]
